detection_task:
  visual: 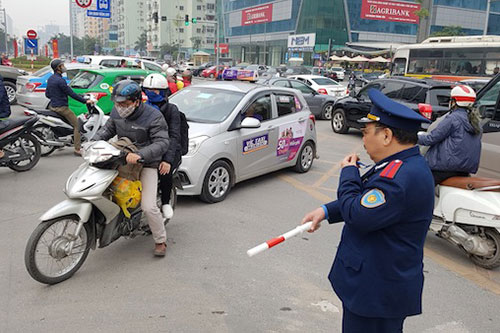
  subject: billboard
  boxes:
[288,33,316,52]
[242,4,273,26]
[361,0,420,24]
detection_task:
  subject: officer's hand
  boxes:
[159,161,171,175]
[126,153,142,165]
[86,100,95,105]
[341,153,359,168]
[301,207,325,233]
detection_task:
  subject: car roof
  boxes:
[192,81,260,93]
[288,75,328,79]
[79,68,153,76]
[382,77,454,88]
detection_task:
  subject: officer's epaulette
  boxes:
[380,160,403,179]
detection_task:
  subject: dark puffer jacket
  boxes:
[0,75,11,118]
[418,108,482,173]
[94,103,169,168]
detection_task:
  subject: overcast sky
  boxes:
[3,0,70,37]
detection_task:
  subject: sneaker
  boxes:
[154,242,167,257]
[162,204,174,219]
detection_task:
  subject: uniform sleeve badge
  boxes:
[361,189,386,208]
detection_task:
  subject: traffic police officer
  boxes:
[302,89,435,332]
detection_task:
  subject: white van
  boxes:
[77,55,163,73]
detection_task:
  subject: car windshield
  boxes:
[266,68,277,73]
[69,71,101,89]
[312,78,339,86]
[429,88,451,107]
[331,67,343,71]
[33,66,52,77]
[169,87,244,123]
[246,65,258,70]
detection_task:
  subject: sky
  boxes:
[3,0,70,37]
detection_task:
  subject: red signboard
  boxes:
[52,39,59,59]
[361,0,420,24]
[241,4,273,26]
[215,43,229,54]
[75,0,92,8]
[13,40,18,58]
[27,30,37,39]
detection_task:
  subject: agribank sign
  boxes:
[361,0,420,24]
[242,4,273,26]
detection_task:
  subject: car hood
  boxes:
[187,121,221,139]
[334,96,360,105]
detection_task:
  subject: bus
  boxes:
[391,35,500,82]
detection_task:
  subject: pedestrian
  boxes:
[418,85,482,185]
[0,74,11,159]
[182,69,192,87]
[120,59,127,68]
[494,67,499,75]
[166,68,179,96]
[94,80,170,256]
[301,88,434,333]
[45,59,94,155]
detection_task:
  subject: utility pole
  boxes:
[485,0,492,36]
[69,0,74,59]
[1,9,8,55]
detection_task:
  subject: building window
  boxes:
[179,28,184,33]
[179,5,184,10]
[207,3,215,10]
[197,5,202,10]
[197,28,202,33]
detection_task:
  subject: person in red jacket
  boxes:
[166,68,178,96]
[182,70,192,87]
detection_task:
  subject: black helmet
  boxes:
[50,59,64,71]
[111,80,142,102]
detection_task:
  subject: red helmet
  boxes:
[450,85,476,108]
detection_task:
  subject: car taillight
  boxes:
[309,114,316,125]
[318,88,328,95]
[25,82,42,92]
[418,103,432,120]
[88,92,108,101]
[346,89,349,95]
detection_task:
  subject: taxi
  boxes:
[169,81,318,203]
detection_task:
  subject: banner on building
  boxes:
[288,33,316,52]
[242,4,273,26]
[215,43,229,54]
[52,39,59,58]
[361,0,420,24]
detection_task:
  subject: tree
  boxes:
[134,31,147,53]
[430,26,465,37]
[415,0,430,42]
[160,42,180,59]
[190,37,202,51]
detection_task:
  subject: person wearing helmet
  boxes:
[45,59,94,155]
[182,69,192,88]
[161,63,169,73]
[142,73,182,219]
[418,85,482,184]
[166,67,179,96]
[94,80,170,257]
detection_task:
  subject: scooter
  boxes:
[0,116,41,172]
[430,177,500,269]
[24,95,108,156]
[24,140,179,285]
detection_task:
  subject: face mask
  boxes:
[59,66,67,73]
[116,103,136,118]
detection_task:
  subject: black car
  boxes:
[193,62,213,76]
[257,77,337,119]
[331,77,453,134]
[283,66,312,77]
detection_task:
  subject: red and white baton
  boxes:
[247,222,313,257]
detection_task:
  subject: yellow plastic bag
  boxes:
[111,176,142,218]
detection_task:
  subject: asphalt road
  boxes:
[1,98,500,332]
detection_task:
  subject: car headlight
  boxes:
[186,135,210,157]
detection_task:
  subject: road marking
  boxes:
[278,174,331,203]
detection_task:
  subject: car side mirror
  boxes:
[241,117,261,128]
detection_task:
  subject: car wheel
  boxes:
[294,141,314,173]
[322,103,334,120]
[4,81,17,105]
[209,73,214,79]
[331,108,349,134]
[200,160,233,203]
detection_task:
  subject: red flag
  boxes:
[13,40,18,58]
[52,39,59,58]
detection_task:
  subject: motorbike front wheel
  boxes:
[6,133,41,172]
[25,216,91,285]
[33,124,58,157]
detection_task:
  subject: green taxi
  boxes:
[68,68,158,115]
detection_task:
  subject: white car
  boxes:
[76,55,163,73]
[178,62,196,72]
[329,67,345,81]
[288,75,348,98]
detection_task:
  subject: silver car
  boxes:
[170,82,318,203]
[16,63,102,109]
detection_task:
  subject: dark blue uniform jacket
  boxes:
[324,146,434,318]
[0,75,11,118]
[45,72,86,107]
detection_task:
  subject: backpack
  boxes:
[178,110,189,155]
[110,137,143,181]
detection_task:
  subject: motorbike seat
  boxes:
[0,118,31,135]
[32,109,72,126]
[440,176,500,192]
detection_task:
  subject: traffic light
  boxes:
[191,17,197,24]
[185,15,189,26]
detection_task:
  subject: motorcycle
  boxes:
[0,116,41,172]
[24,95,108,156]
[24,140,179,285]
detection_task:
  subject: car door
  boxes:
[237,93,278,179]
[346,83,382,127]
[289,80,322,115]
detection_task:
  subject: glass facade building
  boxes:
[220,0,500,66]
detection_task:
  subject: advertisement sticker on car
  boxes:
[100,83,110,90]
[237,70,257,81]
[277,122,307,162]
[243,134,269,154]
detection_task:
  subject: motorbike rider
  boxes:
[45,59,94,155]
[142,73,182,220]
[93,80,170,257]
[418,85,482,184]
[182,70,192,88]
[0,74,11,159]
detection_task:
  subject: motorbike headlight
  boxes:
[81,141,121,164]
[186,135,210,157]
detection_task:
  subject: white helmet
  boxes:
[450,85,476,108]
[142,73,168,90]
[166,67,177,77]
[161,64,169,72]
